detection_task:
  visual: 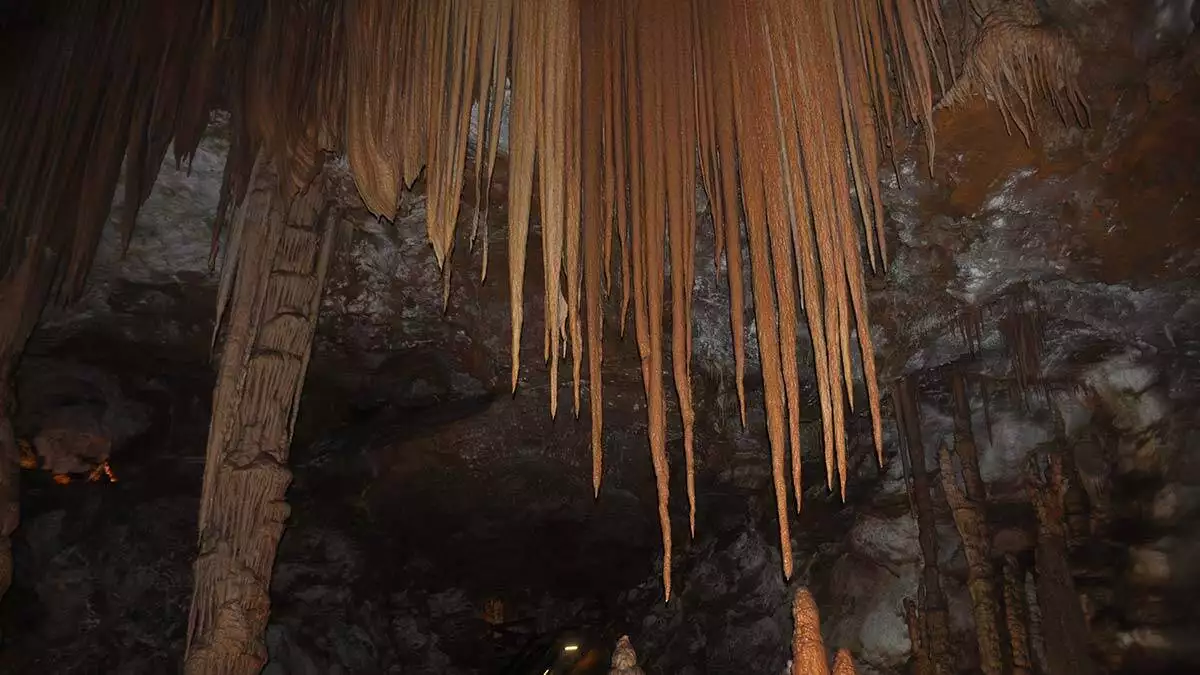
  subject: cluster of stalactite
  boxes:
[938,0,1090,143]
[791,588,860,675]
[318,0,953,599]
[0,0,957,603]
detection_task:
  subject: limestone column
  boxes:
[184,156,338,675]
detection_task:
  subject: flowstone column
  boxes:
[184,158,338,675]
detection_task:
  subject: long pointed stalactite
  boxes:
[185,158,338,675]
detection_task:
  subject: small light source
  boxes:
[563,644,579,653]
[543,670,551,675]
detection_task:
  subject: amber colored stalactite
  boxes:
[505,1,542,396]
[580,0,607,498]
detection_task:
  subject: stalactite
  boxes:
[185,156,337,675]
[1071,430,1112,537]
[960,305,985,357]
[997,288,1048,404]
[939,443,1003,675]
[581,0,607,498]
[894,378,953,675]
[8,0,955,605]
[938,0,1090,144]
[1025,451,1098,675]
[1003,554,1033,675]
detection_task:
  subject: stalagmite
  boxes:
[831,649,858,675]
[790,589,862,675]
[939,375,1003,675]
[894,378,953,675]
[791,588,830,675]
[939,443,1003,675]
[185,157,338,675]
[1025,569,1050,674]
[1025,451,1098,675]
[1003,555,1033,675]
[608,635,646,675]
